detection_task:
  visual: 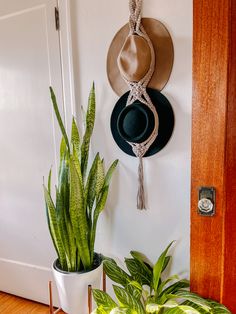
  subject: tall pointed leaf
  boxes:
[153,241,175,291]
[44,186,67,269]
[49,87,70,153]
[69,157,90,269]
[81,83,96,179]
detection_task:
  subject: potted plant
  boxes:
[92,242,231,314]
[43,84,118,314]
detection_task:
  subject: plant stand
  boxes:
[48,271,107,314]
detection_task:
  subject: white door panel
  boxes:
[0,0,71,304]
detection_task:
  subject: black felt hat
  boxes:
[110,88,174,157]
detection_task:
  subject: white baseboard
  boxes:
[0,258,59,307]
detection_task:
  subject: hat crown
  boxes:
[117,102,155,143]
[117,34,151,82]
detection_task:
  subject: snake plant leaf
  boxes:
[69,156,91,269]
[71,117,80,153]
[164,305,201,314]
[103,159,119,188]
[84,153,99,219]
[103,259,131,286]
[153,241,175,291]
[44,186,67,270]
[92,289,117,311]
[81,83,96,179]
[50,87,70,153]
[113,285,145,314]
[55,187,72,270]
[182,300,231,314]
[90,186,109,261]
[125,258,152,286]
[96,157,105,197]
[47,168,52,195]
[169,291,211,312]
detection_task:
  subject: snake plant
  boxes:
[92,242,231,314]
[44,84,118,272]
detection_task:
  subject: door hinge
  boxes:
[55,7,60,31]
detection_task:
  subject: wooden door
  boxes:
[191,0,236,311]
[0,0,72,304]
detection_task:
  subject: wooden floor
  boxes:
[0,292,64,314]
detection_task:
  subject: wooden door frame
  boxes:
[191,0,236,311]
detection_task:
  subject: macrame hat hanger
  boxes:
[109,0,174,210]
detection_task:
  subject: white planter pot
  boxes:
[52,256,103,314]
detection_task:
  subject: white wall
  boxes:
[70,0,192,275]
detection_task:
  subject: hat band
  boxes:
[118,0,159,210]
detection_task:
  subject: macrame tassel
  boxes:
[137,157,146,210]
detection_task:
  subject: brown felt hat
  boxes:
[107,18,174,96]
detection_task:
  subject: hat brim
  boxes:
[107,18,174,97]
[110,88,175,157]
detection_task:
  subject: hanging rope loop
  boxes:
[120,0,159,209]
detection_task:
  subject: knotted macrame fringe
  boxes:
[137,157,146,210]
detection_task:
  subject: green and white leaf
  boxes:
[92,289,117,311]
[125,258,152,286]
[164,305,201,314]
[103,260,131,286]
[182,300,231,314]
[170,291,211,312]
[113,285,145,314]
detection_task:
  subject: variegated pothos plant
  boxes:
[92,242,231,314]
[44,84,118,272]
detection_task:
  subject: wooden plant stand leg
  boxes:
[48,271,107,314]
[49,281,62,314]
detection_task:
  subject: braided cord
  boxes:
[120,0,159,209]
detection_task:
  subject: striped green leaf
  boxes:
[125,258,152,286]
[170,291,211,312]
[164,305,201,313]
[92,289,117,311]
[125,282,142,300]
[160,279,190,297]
[156,275,179,297]
[103,259,131,286]
[113,285,145,314]
[182,300,231,314]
